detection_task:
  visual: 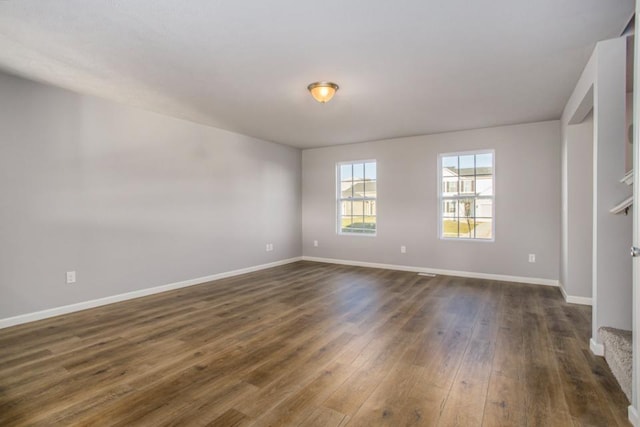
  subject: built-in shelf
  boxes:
[610,196,633,215]
[621,170,633,186]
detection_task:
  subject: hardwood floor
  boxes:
[0,261,630,426]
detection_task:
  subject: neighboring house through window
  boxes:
[338,160,377,235]
[439,151,494,240]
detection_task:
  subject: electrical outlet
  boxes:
[66,271,76,284]
[400,245,406,254]
[313,240,318,247]
[528,254,536,263]
[266,243,274,252]
[266,243,270,252]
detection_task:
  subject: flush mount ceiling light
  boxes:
[307,81,339,103]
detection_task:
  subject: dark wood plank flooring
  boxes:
[0,261,630,426]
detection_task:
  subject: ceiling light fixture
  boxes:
[307,81,339,103]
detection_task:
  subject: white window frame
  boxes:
[438,149,495,242]
[336,159,377,237]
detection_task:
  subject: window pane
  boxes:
[364,162,377,180]
[443,177,458,195]
[340,200,353,216]
[353,163,364,180]
[439,152,493,240]
[341,216,354,233]
[337,160,377,235]
[359,216,376,232]
[343,216,376,233]
[476,153,493,175]
[351,180,365,198]
[442,200,456,218]
[442,218,459,238]
[474,218,493,239]
[442,156,458,176]
[441,201,493,239]
[364,179,376,198]
[476,176,493,196]
[340,164,353,181]
[350,200,364,216]
[364,162,377,198]
[458,217,475,238]
[341,181,353,198]
[364,200,376,216]
[475,198,492,218]
[459,177,475,194]
[459,155,475,176]
[458,198,475,218]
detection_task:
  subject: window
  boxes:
[338,160,376,235]
[444,181,458,193]
[445,201,456,213]
[439,151,494,240]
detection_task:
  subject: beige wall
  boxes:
[302,121,561,281]
[561,36,631,342]
[563,111,594,299]
[0,71,302,319]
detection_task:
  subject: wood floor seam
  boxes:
[0,261,630,426]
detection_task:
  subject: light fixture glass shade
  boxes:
[307,81,339,103]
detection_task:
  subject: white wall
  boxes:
[302,121,561,281]
[626,92,634,172]
[562,111,594,299]
[0,71,302,319]
[591,37,631,337]
[561,36,632,348]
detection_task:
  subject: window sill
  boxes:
[439,237,494,243]
[338,232,377,237]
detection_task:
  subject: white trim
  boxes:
[302,256,558,287]
[559,283,568,300]
[559,283,593,306]
[609,195,633,214]
[565,295,593,306]
[621,169,633,186]
[336,159,378,237]
[437,149,495,242]
[590,337,605,356]
[0,257,302,329]
[629,405,639,427]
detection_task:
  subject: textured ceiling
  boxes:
[0,0,634,148]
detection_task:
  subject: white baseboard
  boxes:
[302,256,559,287]
[565,295,593,305]
[590,337,605,356]
[0,257,302,329]
[558,283,593,306]
[629,405,639,426]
